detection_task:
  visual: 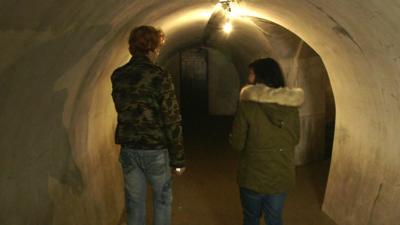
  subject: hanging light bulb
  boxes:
[220,0,232,16]
[218,0,234,33]
[223,21,233,33]
[213,0,260,34]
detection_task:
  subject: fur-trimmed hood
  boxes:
[240,84,304,107]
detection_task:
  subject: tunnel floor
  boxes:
[137,114,336,225]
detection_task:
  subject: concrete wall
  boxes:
[0,1,400,225]
[0,25,126,225]
[208,48,241,115]
[295,56,329,163]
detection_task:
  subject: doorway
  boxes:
[180,48,209,118]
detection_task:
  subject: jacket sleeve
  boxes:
[159,71,185,168]
[230,102,248,152]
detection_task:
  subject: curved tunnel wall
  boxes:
[1,1,400,225]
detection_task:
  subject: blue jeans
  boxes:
[120,147,172,225]
[240,187,287,225]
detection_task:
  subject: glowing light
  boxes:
[198,10,213,19]
[215,0,262,19]
[223,22,233,33]
[157,9,213,32]
[214,3,223,11]
[230,3,244,17]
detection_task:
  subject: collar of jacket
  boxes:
[129,52,153,64]
[240,83,304,107]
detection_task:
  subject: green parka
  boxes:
[231,84,304,194]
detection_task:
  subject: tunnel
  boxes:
[0,1,400,225]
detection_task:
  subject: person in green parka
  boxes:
[231,58,304,225]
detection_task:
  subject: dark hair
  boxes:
[248,58,285,88]
[128,25,165,55]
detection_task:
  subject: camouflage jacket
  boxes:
[111,53,185,167]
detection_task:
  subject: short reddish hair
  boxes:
[128,26,165,55]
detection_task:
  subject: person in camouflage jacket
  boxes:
[111,50,185,168]
[111,30,185,168]
[111,25,185,225]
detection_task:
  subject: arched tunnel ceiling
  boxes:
[157,14,313,84]
[1,1,400,225]
[156,13,276,82]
